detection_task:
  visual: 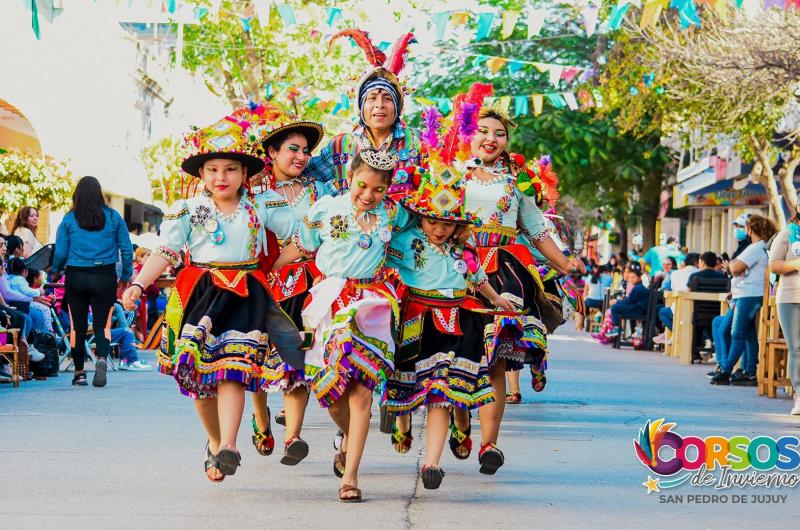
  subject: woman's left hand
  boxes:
[493,295,516,312]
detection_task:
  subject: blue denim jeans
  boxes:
[723,297,762,375]
[777,303,800,390]
[110,327,138,363]
[712,305,734,368]
[658,306,673,330]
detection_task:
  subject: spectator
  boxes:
[653,256,677,291]
[768,206,800,414]
[710,215,776,386]
[606,262,649,338]
[640,237,683,276]
[5,234,24,260]
[12,206,44,258]
[584,263,613,312]
[731,213,752,260]
[6,257,53,333]
[52,176,133,387]
[688,252,725,290]
[0,254,45,362]
[652,253,701,345]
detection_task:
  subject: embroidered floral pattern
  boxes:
[411,238,426,270]
[330,215,350,240]
[189,205,213,229]
[163,207,189,220]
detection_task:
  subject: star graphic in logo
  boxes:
[642,476,660,494]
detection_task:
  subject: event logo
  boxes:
[633,419,800,499]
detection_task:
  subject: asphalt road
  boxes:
[2,327,799,529]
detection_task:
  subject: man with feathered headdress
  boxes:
[306,30,422,197]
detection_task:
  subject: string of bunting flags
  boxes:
[416,87,601,118]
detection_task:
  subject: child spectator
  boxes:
[606,262,649,337]
[7,257,53,333]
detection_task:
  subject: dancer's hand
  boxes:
[122,285,142,311]
[492,295,516,312]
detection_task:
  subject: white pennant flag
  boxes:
[526,5,547,38]
[582,4,600,37]
[548,65,563,86]
[254,0,272,24]
[563,92,579,111]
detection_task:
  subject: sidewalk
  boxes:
[1,328,797,529]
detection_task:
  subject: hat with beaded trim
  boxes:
[233,101,324,154]
[400,167,479,226]
[328,30,416,125]
[180,112,266,178]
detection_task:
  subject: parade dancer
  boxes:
[272,149,407,502]
[382,109,514,488]
[306,30,422,197]
[450,86,585,475]
[122,113,303,482]
[237,103,330,465]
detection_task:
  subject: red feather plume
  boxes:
[329,29,386,67]
[538,161,560,204]
[386,32,416,75]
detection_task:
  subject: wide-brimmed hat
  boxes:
[401,166,480,226]
[230,102,324,154]
[181,115,265,178]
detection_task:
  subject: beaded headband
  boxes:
[359,149,397,171]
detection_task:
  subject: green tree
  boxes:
[0,148,73,213]
[141,136,184,207]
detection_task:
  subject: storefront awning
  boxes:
[683,179,768,209]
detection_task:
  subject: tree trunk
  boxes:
[752,138,786,228]
[618,219,629,255]
[778,146,800,215]
[639,170,663,249]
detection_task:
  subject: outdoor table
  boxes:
[670,291,729,365]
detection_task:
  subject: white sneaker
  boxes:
[28,346,45,362]
[791,394,800,416]
[127,360,152,371]
[652,333,666,345]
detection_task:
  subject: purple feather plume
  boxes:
[421,107,442,149]
[458,102,479,140]
[539,154,552,165]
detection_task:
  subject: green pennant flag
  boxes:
[31,0,41,40]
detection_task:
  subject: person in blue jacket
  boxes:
[606,262,650,337]
[52,176,133,387]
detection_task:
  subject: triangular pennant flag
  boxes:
[532,94,544,116]
[673,0,702,29]
[532,62,548,73]
[435,98,453,114]
[194,6,209,19]
[277,4,296,27]
[561,67,580,83]
[499,96,512,114]
[306,97,321,108]
[415,96,435,106]
[167,0,177,14]
[514,95,529,117]
[31,0,41,39]
[608,2,631,30]
[486,56,509,74]
[431,12,449,41]
[265,82,273,99]
[548,65,564,86]
[563,92,579,111]
[508,61,524,74]
[241,17,253,32]
[326,6,343,27]
[476,12,495,40]
[546,93,567,108]
[501,10,520,39]
[526,6,547,37]
[254,0,271,25]
[378,41,391,51]
[639,0,665,29]
[450,11,471,25]
[582,4,600,36]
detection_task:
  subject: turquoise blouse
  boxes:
[157,191,296,265]
[387,225,487,292]
[274,178,333,227]
[464,172,547,243]
[295,194,409,279]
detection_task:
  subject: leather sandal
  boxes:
[505,392,522,404]
[391,423,413,454]
[280,436,309,466]
[338,484,362,503]
[251,412,275,456]
[216,447,241,476]
[420,465,445,490]
[531,367,547,392]
[478,443,505,475]
[448,410,472,460]
[204,443,224,483]
[275,409,286,426]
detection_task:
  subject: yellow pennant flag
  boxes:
[486,56,509,74]
[451,11,471,25]
[639,0,665,29]
[501,10,520,39]
[499,96,512,114]
[532,94,544,116]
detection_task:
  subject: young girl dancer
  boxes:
[451,87,585,475]
[273,148,407,502]
[383,119,515,487]
[236,104,329,466]
[122,113,303,482]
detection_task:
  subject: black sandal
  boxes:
[448,410,472,460]
[216,447,241,476]
[72,372,87,386]
[251,411,275,456]
[421,465,445,489]
[275,409,287,426]
[333,447,346,478]
[204,443,224,483]
[280,436,309,466]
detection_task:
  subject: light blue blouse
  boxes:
[387,225,487,292]
[274,178,333,227]
[295,194,409,279]
[157,191,296,265]
[464,172,547,241]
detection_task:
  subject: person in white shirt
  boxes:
[12,206,44,259]
[652,253,700,344]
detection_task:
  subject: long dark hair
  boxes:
[72,176,107,231]
[11,206,37,234]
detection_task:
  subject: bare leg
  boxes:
[507,370,521,396]
[284,386,310,440]
[479,359,507,445]
[251,390,270,432]
[217,381,245,451]
[195,397,222,481]
[340,382,373,497]
[424,406,451,468]
[452,404,471,432]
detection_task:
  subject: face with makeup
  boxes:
[471,117,508,164]
[200,158,246,202]
[420,218,457,245]
[268,132,310,180]
[348,166,389,213]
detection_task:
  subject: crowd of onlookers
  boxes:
[1,200,162,383]
[579,211,800,415]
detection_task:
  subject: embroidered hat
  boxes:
[329,30,416,124]
[400,167,480,226]
[235,102,324,154]
[180,113,266,178]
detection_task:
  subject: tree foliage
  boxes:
[141,136,184,207]
[0,149,73,213]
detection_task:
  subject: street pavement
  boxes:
[2,327,799,529]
